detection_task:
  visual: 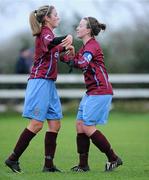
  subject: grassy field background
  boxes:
[0,111,149,180]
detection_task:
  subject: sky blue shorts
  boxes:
[76,94,112,125]
[22,79,63,122]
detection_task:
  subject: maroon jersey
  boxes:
[29,26,63,80]
[73,38,113,95]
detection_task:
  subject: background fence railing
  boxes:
[0,74,149,99]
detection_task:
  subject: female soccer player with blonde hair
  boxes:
[5,5,72,173]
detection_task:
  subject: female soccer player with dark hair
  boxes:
[5,5,72,173]
[62,17,123,172]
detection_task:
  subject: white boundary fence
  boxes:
[0,74,149,99]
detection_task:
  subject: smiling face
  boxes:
[76,19,91,39]
[45,8,60,29]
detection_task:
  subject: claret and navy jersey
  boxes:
[68,38,113,95]
[29,26,64,80]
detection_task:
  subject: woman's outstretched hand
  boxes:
[65,45,75,56]
[61,35,73,49]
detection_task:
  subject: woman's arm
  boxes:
[73,51,93,69]
[48,36,67,49]
[48,35,73,50]
[63,50,93,70]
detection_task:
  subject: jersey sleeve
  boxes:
[48,36,67,50]
[73,51,93,69]
[41,30,66,52]
[84,43,97,56]
[41,33,54,52]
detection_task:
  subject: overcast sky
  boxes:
[0,0,148,42]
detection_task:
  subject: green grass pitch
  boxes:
[0,111,149,180]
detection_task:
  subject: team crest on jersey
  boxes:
[44,34,52,41]
[54,52,59,58]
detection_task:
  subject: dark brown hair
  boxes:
[84,17,106,37]
[29,5,55,36]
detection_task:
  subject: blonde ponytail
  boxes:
[29,11,41,36]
